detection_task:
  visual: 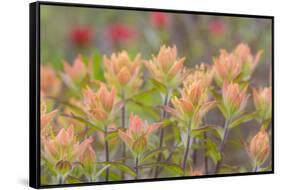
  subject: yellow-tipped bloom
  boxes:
[253,87,272,122]
[248,129,270,166]
[184,64,213,89]
[42,126,94,175]
[167,71,215,129]
[145,45,186,89]
[118,114,160,156]
[103,51,142,96]
[213,43,262,85]
[222,82,248,118]
[83,84,117,125]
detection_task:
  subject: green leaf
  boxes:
[209,87,222,102]
[217,103,228,119]
[129,99,160,120]
[128,88,158,100]
[150,79,167,94]
[79,74,91,89]
[205,139,221,165]
[61,114,103,132]
[140,147,168,163]
[97,162,136,177]
[138,162,184,176]
[191,125,222,137]
[92,165,110,181]
[92,50,105,81]
[228,112,257,129]
[104,130,119,141]
[60,100,86,116]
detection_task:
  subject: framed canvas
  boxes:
[29,1,274,188]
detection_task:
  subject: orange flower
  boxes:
[119,114,160,156]
[213,43,262,85]
[222,82,248,118]
[41,100,57,135]
[83,84,117,124]
[42,126,94,174]
[248,129,270,165]
[41,101,57,128]
[79,141,96,175]
[234,43,262,79]
[145,45,186,89]
[184,64,213,89]
[166,67,215,128]
[63,55,92,82]
[253,87,272,122]
[104,51,142,95]
[41,65,61,96]
[213,49,241,85]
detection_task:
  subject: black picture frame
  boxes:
[29,1,274,189]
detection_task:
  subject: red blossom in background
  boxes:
[208,20,226,36]
[70,26,93,47]
[150,12,169,28]
[108,23,136,43]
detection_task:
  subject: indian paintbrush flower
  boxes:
[118,113,161,156]
[150,12,169,29]
[63,55,92,83]
[166,65,215,129]
[208,20,226,37]
[79,141,96,176]
[248,129,270,167]
[41,65,62,96]
[145,45,186,90]
[253,87,272,123]
[70,25,93,47]
[108,23,136,43]
[103,51,142,96]
[213,43,262,86]
[222,82,248,118]
[82,84,118,126]
[41,100,58,135]
[42,126,94,175]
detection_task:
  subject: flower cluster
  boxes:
[40,43,272,185]
[145,45,186,89]
[103,51,142,96]
[213,43,262,86]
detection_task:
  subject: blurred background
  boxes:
[41,5,272,87]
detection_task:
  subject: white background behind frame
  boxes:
[0,0,278,189]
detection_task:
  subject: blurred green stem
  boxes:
[104,126,109,181]
[154,91,170,178]
[204,131,209,174]
[56,174,65,184]
[214,118,231,173]
[182,127,193,174]
[121,91,126,180]
[135,156,139,180]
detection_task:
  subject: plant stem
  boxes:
[121,92,126,180]
[135,156,139,180]
[154,92,170,178]
[104,127,109,181]
[213,118,230,173]
[204,131,209,174]
[182,128,192,175]
[252,162,259,172]
[57,174,64,184]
